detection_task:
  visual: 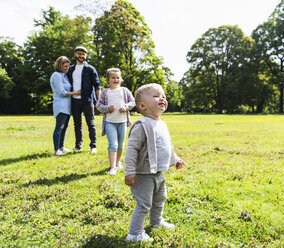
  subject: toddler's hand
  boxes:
[119,106,127,112]
[125,174,136,187]
[176,160,185,170]
[108,105,116,112]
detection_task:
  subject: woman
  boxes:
[50,56,81,156]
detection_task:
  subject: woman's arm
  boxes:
[66,90,81,96]
[51,73,68,97]
[52,73,80,97]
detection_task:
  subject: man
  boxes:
[67,46,101,154]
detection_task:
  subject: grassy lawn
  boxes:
[0,114,283,247]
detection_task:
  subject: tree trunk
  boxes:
[279,84,283,113]
[216,99,223,114]
[216,75,223,113]
[256,98,264,113]
[95,41,101,76]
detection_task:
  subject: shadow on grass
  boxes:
[21,168,109,187]
[82,234,132,248]
[0,151,52,166]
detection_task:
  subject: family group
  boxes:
[50,46,185,242]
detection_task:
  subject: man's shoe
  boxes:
[91,148,97,154]
[55,150,64,156]
[60,147,72,153]
[109,168,117,175]
[126,231,153,242]
[74,147,82,152]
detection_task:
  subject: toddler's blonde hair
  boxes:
[135,83,164,113]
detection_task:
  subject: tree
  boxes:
[252,0,284,112]
[0,37,23,78]
[93,0,166,93]
[0,37,33,114]
[185,25,254,113]
[74,0,116,75]
[0,68,14,99]
[74,0,115,19]
[22,7,92,113]
[180,70,216,113]
[239,44,275,113]
[165,81,184,112]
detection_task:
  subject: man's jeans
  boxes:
[71,99,97,149]
[53,113,70,151]
[105,121,127,152]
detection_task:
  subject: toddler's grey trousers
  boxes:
[129,172,167,235]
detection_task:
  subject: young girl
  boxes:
[97,68,135,175]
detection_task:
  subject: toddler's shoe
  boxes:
[55,150,64,156]
[116,161,123,169]
[151,218,175,229]
[109,167,117,175]
[126,231,153,242]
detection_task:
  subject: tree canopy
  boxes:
[252,0,284,112]
[93,0,166,92]
[185,25,254,113]
[0,0,283,114]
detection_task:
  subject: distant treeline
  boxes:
[0,0,283,114]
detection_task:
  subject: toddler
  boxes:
[124,83,185,242]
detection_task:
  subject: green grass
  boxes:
[0,114,283,247]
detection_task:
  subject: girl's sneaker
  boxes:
[126,231,153,242]
[116,161,123,169]
[109,168,117,175]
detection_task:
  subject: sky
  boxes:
[0,0,280,81]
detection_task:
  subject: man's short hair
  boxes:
[74,46,87,53]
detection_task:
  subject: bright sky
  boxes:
[0,0,280,81]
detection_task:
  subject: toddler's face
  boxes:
[141,87,168,118]
[108,72,122,89]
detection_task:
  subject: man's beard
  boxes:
[76,57,85,62]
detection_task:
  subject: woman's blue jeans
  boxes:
[53,113,70,151]
[105,121,127,152]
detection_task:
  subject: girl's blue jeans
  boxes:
[105,121,127,152]
[53,113,70,151]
